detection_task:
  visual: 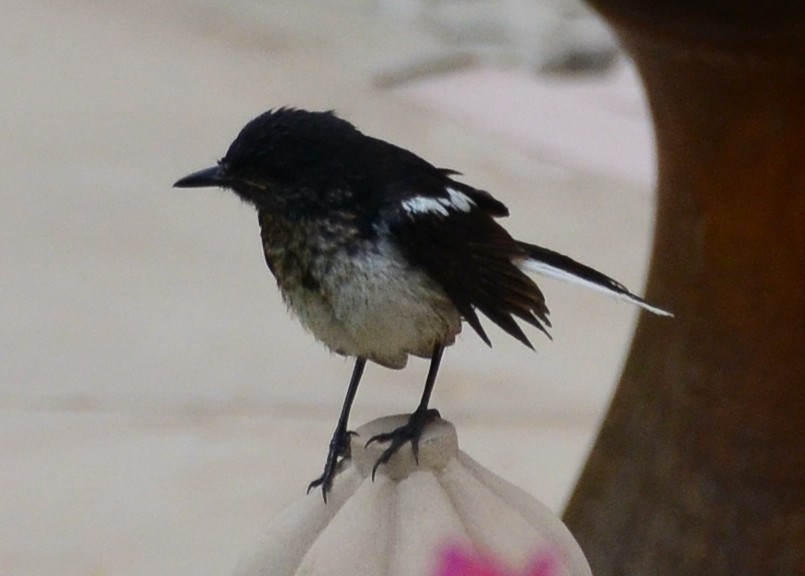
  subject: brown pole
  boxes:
[563,3,805,575]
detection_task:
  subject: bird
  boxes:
[174,107,670,501]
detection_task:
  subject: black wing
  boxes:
[379,180,551,349]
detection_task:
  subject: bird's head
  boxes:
[174,108,362,214]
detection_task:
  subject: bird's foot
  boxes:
[365,408,440,480]
[307,427,356,503]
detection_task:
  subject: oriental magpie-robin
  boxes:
[174,108,670,501]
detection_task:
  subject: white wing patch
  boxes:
[446,187,475,212]
[402,187,476,218]
[402,196,450,217]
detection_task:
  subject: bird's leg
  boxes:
[307,357,366,502]
[367,345,444,479]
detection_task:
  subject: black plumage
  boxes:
[174,107,670,500]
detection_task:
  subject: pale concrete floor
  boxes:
[0,1,658,575]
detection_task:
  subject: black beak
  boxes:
[173,165,228,188]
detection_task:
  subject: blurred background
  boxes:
[1,0,659,574]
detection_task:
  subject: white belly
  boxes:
[281,237,461,368]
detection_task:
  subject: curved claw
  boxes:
[367,408,440,480]
[307,475,327,497]
[307,461,338,503]
[308,427,357,503]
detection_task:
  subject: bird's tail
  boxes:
[515,242,672,316]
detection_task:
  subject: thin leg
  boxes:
[416,344,444,412]
[367,345,444,479]
[307,357,366,502]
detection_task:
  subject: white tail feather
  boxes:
[518,258,673,317]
